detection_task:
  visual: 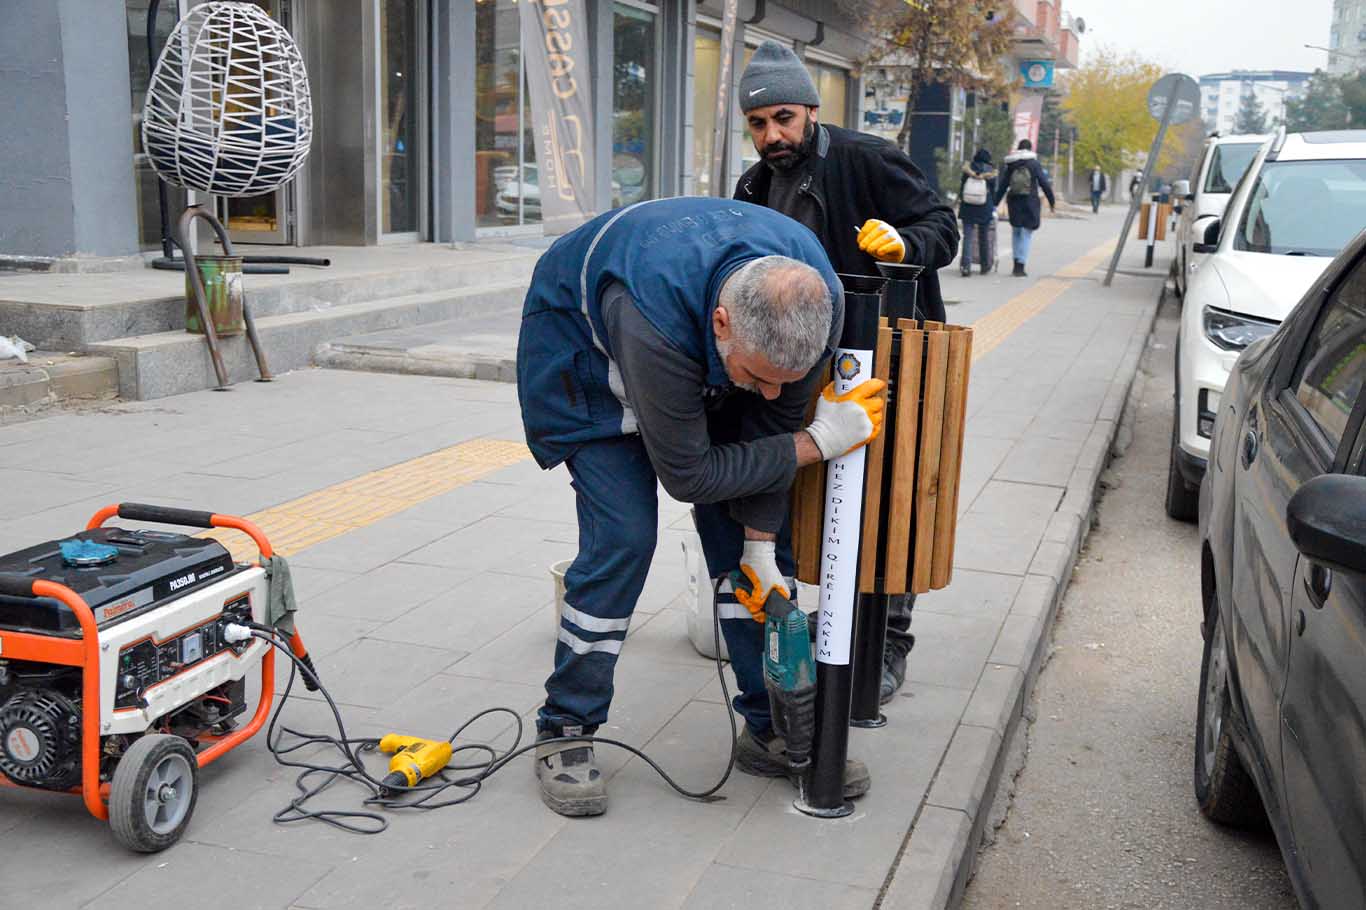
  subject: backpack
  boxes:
[1007,163,1034,197]
[962,174,988,205]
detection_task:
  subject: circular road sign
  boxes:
[1147,73,1201,125]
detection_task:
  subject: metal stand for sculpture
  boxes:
[178,207,273,391]
[143,1,316,386]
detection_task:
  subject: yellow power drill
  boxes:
[377,734,453,795]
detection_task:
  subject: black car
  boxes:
[1197,229,1366,907]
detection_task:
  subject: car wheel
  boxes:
[1165,408,1199,522]
[1194,605,1264,827]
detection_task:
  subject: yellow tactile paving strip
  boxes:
[198,238,1116,560]
[969,238,1116,362]
[969,277,1072,362]
[200,437,532,561]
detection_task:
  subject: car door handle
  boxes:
[1241,429,1259,468]
[1304,563,1332,607]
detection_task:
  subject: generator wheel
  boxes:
[109,734,199,853]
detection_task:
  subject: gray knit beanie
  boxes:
[738,41,820,113]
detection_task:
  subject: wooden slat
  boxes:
[911,329,949,594]
[930,328,972,589]
[922,320,944,332]
[793,460,826,584]
[883,320,923,592]
[858,325,894,593]
[938,328,974,581]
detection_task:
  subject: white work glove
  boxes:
[856,219,906,263]
[805,379,887,461]
[736,540,788,624]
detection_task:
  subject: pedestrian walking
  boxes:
[1129,173,1141,201]
[1089,166,1107,213]
[958,148,997,276]
[733,39,958,702]
[516,197,884,818]
[994,139,1056,277]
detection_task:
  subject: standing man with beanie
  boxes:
[994,138,1055,277]
[733,40,958,704]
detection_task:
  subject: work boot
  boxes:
[1012,260,1026,277]
[880,633,916,705]
[735,726,870,799]
[534,730,607,817]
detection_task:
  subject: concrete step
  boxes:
[87,279,529,400]
[0,248,539,349]
[0,353,119,412]
[314,310,521,383]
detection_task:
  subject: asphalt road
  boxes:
[960,294,1298,910]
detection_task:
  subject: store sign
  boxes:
[519,0,596,234]
[1020,60,1054,88]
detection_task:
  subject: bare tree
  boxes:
[840,0,1018,152]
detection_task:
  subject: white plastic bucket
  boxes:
[682,531,729,660]
[550,558,572,637]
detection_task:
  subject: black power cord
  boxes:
[244,582,739,835]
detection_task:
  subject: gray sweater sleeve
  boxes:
[601,284,804,531]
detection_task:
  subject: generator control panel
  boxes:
[114,593,253,710]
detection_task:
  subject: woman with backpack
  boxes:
[957,148,997,276]
[993,138,1056,277]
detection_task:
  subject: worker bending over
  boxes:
[517,197,885,817]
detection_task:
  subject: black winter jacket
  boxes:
[735,124,958,322]
[993,150,1056,231]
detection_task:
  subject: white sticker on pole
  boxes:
[816,346,874,666]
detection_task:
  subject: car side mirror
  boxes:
[1288,475,1366,574]
[1193,218,1221,254]
[1184,193,1195,202]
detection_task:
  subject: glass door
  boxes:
[217,0,294,245]
[379,0,426,239]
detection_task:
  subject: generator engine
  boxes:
[0,663,82,791]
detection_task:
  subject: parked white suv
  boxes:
[1167,129,1366,520]
[1173,133,1267,298]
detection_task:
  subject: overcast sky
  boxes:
[1063,0,1335,77]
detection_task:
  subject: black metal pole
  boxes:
[798,274,884,818]
[848,265,923,727]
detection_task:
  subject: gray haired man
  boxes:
[516,197,886,817]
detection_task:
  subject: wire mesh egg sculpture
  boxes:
[142,2,312,198]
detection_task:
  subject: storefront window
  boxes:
[692,28,720,196]
[814,64,849,128]
[381,0,421,234]
[126,0,187,250]
[613,4,656,207]
[474,0,539,227]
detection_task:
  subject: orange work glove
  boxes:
[735,540,788,624]
[856,219,906,263]
[804,378,887,460]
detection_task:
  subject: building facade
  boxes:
[1329,0,1366,74]
[1,0,876,262]
[1199,70,1311,134]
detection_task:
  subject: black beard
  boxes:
[761,120,816,172]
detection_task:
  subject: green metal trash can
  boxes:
[185,255,245,336]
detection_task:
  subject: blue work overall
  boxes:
[515,198,840,737]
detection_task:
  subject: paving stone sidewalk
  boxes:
[0,212,1165,910]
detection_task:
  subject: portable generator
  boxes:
[0,503,313,852]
